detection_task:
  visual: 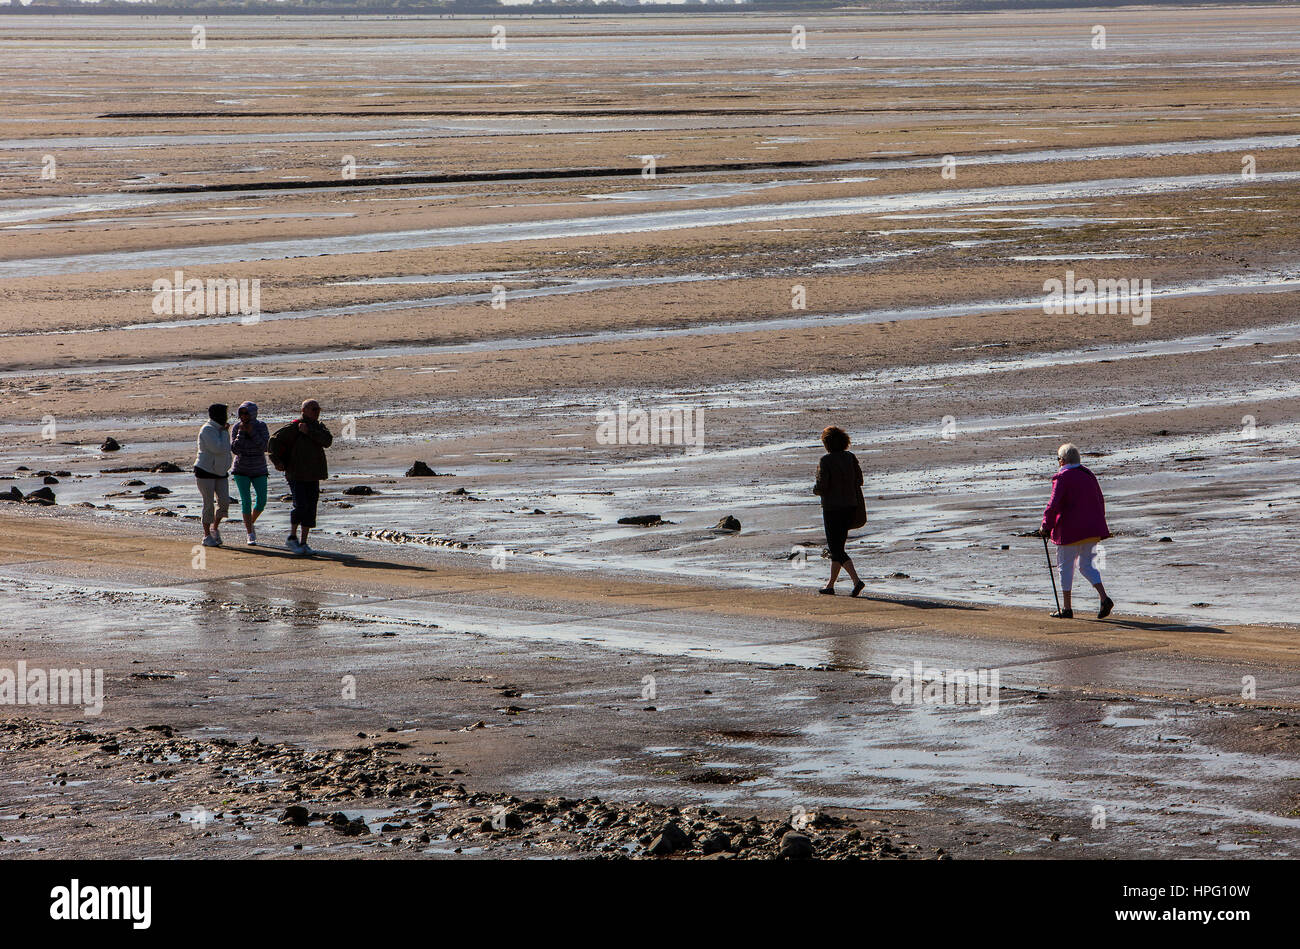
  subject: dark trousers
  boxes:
[822,504,855,565]
[288,479,320,530]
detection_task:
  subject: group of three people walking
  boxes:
[814,426,1114,619]
[194,399,332,554]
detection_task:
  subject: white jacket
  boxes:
[195,420,232,476]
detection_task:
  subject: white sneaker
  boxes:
[296,543,313,556]
[286,536,301,551]
[246,531,258,546]
[201,535,219,547]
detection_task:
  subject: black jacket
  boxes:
[814,450,863,508]
[270,419,333,482]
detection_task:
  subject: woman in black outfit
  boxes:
[813,426,865,597]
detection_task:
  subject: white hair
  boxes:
[1058,443,1081,465]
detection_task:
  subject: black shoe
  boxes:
[1097,597,1114,620]
[850,581,865,598]
[1049,608,1073,619]
[818,586,835,596]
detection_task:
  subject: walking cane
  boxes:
[1041,532,1061,614]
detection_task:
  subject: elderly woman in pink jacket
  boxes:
[1040,443,1115,620]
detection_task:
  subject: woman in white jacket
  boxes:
[194,403,233,547]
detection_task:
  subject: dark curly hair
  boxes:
[821,426,850,452]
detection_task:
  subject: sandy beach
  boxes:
[2,508,1299,858]
[1,7,1298,860]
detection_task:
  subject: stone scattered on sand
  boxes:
[140,485,172,500]
[0,487,22,502]
[618,514,665,527]
[1158,536,1173,543]
[713,515,742,532]
[405,461,437,477]
[647,821,692,856]
[779,832,814,859]
[54,470,71,478]
[349,528,467,549]
[328,812,370,836]
[279,805,310,827]
[146,507,177,517]
[700,830,732,855]
[481,810,525,832]
[101,437,121,452]
[343,485,377,496]
[151,462,183,473]
[23,487,56,505]
[123,479,146,486]
[9,717,916,860]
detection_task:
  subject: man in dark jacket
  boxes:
[269,399,333,555]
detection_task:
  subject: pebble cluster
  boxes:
[2,718,923,859]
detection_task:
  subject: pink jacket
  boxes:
[1042,464,1111,546]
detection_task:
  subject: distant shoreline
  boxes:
[1,1,1288,19]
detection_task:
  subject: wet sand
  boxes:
[1,509,1298,858]
[1,8,1298,858]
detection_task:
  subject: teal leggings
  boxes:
[232,473,268,517]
